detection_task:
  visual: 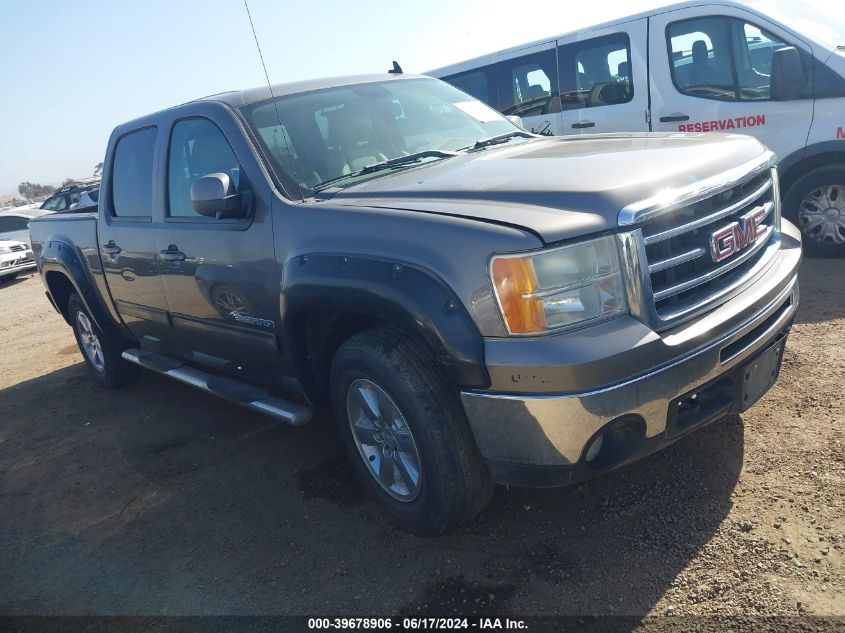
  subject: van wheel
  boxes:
[69,293,137,388]
[330,326,493,536]
[783,165,845,257]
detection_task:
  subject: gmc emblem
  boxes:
[710,206,768,262]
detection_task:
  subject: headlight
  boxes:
[0,245,12,254]
[490,234,627,335]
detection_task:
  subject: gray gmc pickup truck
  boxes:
[29,73,801,535]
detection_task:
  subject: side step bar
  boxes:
[121,348,312,426]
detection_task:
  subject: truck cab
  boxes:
[431,0,845,255]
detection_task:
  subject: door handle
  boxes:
[101,242,122,256]
[571,121,596,129]
[659,114,690,122]
[159,247,186,262]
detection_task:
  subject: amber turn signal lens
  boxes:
[491,256,546,334]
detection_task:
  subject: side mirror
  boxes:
[190,173,250,219]
[771,46,805,101]
[507,115,525,130]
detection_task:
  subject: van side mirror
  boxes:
[770,46,805,101]
[190,173,250,219]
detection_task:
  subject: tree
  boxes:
[94,162,103,177]
[18,182,55,199]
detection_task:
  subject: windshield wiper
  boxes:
[358,150,459,174]
[466,130,535,150]
[314,150,458,191]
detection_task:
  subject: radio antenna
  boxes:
[243,0,304,201]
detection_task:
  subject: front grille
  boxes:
[637,167,779,323]
[9,244,24,252]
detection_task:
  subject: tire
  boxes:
[330,326,493,536]
[68,293,137,388]
[782,165,845,257]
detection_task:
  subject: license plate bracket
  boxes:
[738,338,785,412]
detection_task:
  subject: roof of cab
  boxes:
[110,73,428,134]
[200,73,428,108]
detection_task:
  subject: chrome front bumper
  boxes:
[0,251,36,277]
[461,230,800,486]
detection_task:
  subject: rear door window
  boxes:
[496,48,559,116]
[110,127,157,218]
[558,33,633,110]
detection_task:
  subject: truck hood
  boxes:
[322,133,768,244]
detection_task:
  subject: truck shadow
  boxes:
[0,362,743,620]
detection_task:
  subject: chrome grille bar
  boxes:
[643,180,773,246]
[648,247,705,274]
[652,225,774,302]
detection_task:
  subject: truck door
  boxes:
[649,7,813,160]
[494,41,563,137]
[155,109,284,387]
[97,126,171,342]
[555,18,650,134]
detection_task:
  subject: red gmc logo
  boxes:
[710,206,768,262]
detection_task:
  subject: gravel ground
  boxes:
[0,260,842,623]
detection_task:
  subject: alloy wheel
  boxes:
[76,312,105,373]
[346,378,422,501]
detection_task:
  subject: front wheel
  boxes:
[783,165,845,257]
[330,326,493,536]
[69,293,137,388]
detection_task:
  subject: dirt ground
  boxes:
[0,260,842,621]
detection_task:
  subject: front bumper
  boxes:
[461,224,801,487]
[0,249,36,278]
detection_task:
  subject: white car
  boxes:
[0,212,42,281]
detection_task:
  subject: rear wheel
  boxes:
[330,326,493,536]
[69,293,137,388]
[783,165,845,257]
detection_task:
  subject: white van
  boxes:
[429,0,845,255]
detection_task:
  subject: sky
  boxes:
[0,0,675,194]
[0,0,836,195]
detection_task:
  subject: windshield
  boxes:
[240,77,518,196]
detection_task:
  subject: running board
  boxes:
[121,348,312,426]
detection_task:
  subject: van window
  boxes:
[111,127,157,218]
[442,65,498,109]
[814,58,845,98]
[668,17,814,102]
[496,48,559,117]
[167,118,246,218]
[668,17,737,100]
[558,33,633,110]
[733,21,788,100]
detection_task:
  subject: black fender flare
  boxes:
[281,254,490,398]
[38,238,127,339]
